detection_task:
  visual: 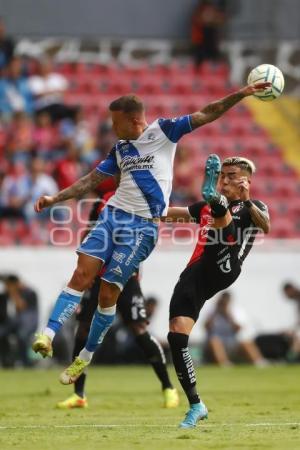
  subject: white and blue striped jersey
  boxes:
[96,115,193,218]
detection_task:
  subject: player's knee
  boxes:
[169,316,195,335]
[71,266,93,291]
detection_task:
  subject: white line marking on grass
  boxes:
[0,423,299,430]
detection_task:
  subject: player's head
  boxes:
[282,282,299,300]
[109,94,147,140]
[216,291,232,312]
[4,274,21,290]
[218,156,256,201]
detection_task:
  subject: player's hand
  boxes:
[240,82,272,97]
[34,195,56,212]
[235,177,250,201]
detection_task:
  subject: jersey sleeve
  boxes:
[188,201,206,223]
[158,115,193,143]
[252,200,270,218]
[96,147,119,176]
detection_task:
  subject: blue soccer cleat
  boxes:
[179,401,208,429]
[202,154,221,203]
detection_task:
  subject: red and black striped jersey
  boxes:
[187,199,269,267]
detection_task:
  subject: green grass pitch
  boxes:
[1,365,300,450]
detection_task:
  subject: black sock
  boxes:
[135,332,173,390]
[73,335,87,398]
[210,194,229,218]
[168,332,200,405]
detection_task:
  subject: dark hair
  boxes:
[283,282,294,291]
[220,291,231,300]
[109,94,144,114]
[5,274,19,283]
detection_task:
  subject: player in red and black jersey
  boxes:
[165,155,270,428]
[57,178,179,410]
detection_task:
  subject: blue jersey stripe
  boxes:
[119,142,166,218]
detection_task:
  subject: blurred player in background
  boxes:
[32,83,270,386]
[57,181,178,409]
[166,155,270,428]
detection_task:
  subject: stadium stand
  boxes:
[1,59,300,243]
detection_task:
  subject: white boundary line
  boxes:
[0,423,300,430]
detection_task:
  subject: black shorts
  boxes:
[169,250,241,322]
[77,276,147,325]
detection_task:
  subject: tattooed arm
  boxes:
[237,177,270,234]
[190,82,271,129]
[34,169,111,212]
[248,204,270,234]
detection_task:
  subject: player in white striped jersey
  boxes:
[32,82,271,385]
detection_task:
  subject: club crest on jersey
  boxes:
[147,132,155,141]
[232,204,243,213]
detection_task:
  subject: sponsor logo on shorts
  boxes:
[112,251,126,263]
[125,232,144,266]
[217,252,232,273]
[111,265,123,277]
[220,258,232,273]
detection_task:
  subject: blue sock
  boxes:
[85,306,116,352]
[47,287,83,334]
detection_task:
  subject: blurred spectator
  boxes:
[0,158,58,222]
[283,282,300,308]
[145,296,159,320]
[0,274,38,367]
[0,17,14,70]
[204,291,267,366]
[32,112,59,159]
[23,157,58,222]
[59,108,96,163]
[28,57,78,122]
[95,114,115,160]
[5,111,34,162]
[171,146,197,205]
[0,161,29,219]
[282,282,300,360]
[191,0,226,66]
[0,56,33,118]
[55,140,86,190]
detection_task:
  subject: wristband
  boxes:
[244,200,253,208]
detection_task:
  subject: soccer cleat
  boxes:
[59,357,90,385]
[202,154,221,203]
[163,388,179,408]
[56,393,88,409]
[32,333,53,358]
[179,401,208,429]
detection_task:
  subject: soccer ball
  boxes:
[247,64,285,101]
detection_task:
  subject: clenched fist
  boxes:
[34,195,56,212]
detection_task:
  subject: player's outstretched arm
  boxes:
[34,169,110,212]
[190,82,271,130]
[162,207,193,222]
